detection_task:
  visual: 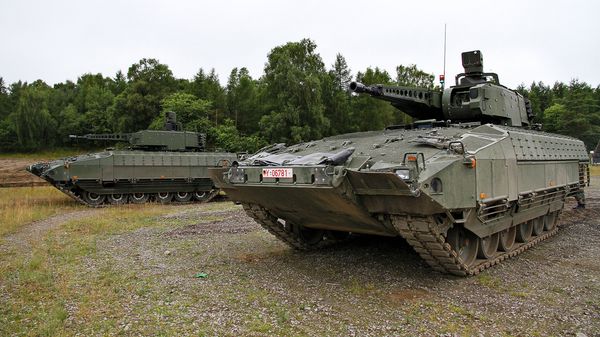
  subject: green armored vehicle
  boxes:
[211,51,589,276]
[28,112,238,206]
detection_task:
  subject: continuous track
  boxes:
[242,203,347,250]
[53,183,218,208]
[241,202,597,276]
[390,214,558,276]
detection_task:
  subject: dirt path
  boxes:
[0,158,47,187]
[0,209,99,253]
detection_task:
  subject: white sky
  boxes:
[1,0,599,89]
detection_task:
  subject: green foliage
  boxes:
[227,67,261,134]
[110,59,177,132]
[351,67,397,130]
[1,39,599,153]
[396,64,435,89]
[322,54,353,135]
[260,38,330,143]
[213,119,267,153]
[188,68,227,125]
[13,82,57,150]
[150,92,212,132]
[521,79,600,149]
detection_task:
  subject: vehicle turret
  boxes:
[350,50,533,127]
[69,112,206,152]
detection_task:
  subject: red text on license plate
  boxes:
[262,168,293,178]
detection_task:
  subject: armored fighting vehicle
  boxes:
[210,51,589,276]
[28,112,238,206]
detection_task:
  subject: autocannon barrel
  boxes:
[349,81,444,121]
[349,81,383,96]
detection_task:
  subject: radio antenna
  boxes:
[441,23,447,89]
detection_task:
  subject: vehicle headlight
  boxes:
[394,169,410,180]
[229,167,246,183]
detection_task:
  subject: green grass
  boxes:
[0,203,175,336]
[0,186,81,239]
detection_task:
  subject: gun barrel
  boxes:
[349,82,383,96]
[69,133,131,142]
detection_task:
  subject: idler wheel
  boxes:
[477,233,499,259]
[544,211,558,231]
[516,220,533,243]
[193,191,210,202]
[130,193,149,204]
[292,224,325,245]
[325,230,351,241]
[447,226,479,267]
[532,216,545,236]
[499,226,516,252]
[107,193,128,205]
[155,192,173,204]
[174,192,193,202]
[82,191,106,206]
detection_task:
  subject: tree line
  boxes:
[0,38,599,153]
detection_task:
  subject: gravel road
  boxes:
[2,179,599,336]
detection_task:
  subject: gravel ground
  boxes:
[89,184,600,336]
[2,179,599,336]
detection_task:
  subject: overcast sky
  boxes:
[1,0,599,89]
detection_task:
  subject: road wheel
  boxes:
[516,221,533,243]
[155,192,173,204]
[130,192,149,204]
[193,191,212,202]
[174,192,193,202]
[478,233,499,259]
[499,226,516,252]
[82,191,105,206]
[544,211,558,231]
[107,193,128,205]
[447,226,479,267]
[532,216,545,236]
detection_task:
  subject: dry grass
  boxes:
[0,186,80,239]
[590,165,600,177]
[0,203,176,336]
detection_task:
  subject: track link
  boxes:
[242,203,345,250]
[390,214,559,276]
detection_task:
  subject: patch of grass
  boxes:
[62,203,172,235]
[0,203,179,336]
[0,186,80,239]
[247,317,273,334]
[590,165,600,177]
[476,274,502,289]
[346,278,376,295]
[509,291,529,298]
[448,304,475,319]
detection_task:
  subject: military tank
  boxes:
[210,51,589,276]
[28,112,238,207]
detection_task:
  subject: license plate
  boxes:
[262,168,293,178]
